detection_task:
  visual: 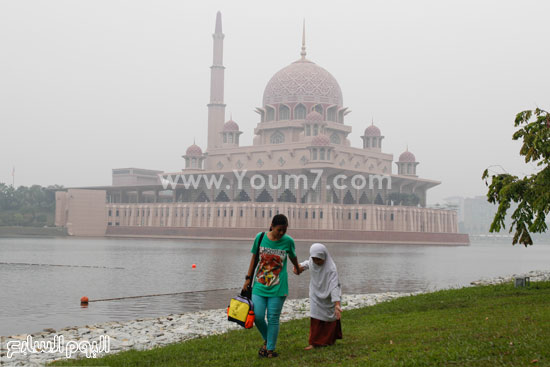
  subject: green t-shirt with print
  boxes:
[251,232,297,297]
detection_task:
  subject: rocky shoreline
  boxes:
[1,270,549,367]
[469,269,550,286]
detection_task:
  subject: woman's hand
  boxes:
[242,279,251,292]
[335,304,342,320]
[293,265,304,275]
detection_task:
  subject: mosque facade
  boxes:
[55,12,469,245]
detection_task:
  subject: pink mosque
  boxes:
[55,12,469,245]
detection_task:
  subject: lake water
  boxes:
[1,236,549,336]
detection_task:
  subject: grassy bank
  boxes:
[0,226,67,237]
[51,282,550,367]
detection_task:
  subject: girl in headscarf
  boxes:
[294,243,342,350]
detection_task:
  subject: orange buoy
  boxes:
[192,264,196,269]
[80,296,89,304]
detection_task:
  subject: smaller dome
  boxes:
[364,124,381,137]
[223,119,239,132]
[305,111,323,122]
[399,150,416,162]
[185,144,203,157]
[311,134,330,146]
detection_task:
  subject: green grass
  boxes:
[50,282,550,367]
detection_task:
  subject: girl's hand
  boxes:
[335,305,342,320]
[293,265,304,275]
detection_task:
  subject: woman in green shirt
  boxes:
[242,214,302,358]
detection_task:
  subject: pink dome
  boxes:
[311,134,330,146]
[263,59,343,107]
[185,144,203,157]
[305,111,323,122]
[223,119,239,131]
[399,150,416,162]
[364,124,381,136]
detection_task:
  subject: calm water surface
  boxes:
[1,237,549,336]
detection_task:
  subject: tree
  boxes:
[482,108,550,246]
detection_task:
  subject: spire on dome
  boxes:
[215,11,222,34]
[300,19,306,60]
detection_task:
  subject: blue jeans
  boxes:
[252,294,286,351]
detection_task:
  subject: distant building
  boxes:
[112,168,163,186]
[444,195,550,243]
[462,196,501,234]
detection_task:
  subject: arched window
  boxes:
[294,104,306,119]
[312,149,318,160]
[266,106,275,121]
[320,148,325,160]
[338,110,344,123]
[270,131,285,144]
[327,106,337,122]
[330,133,340,144]
[279,105,290,120]
[314,104,323,116]
[223,134,227,143]
[327,150,331,160]
[313,124,319,136]
[228,134,233,144]
[306,125,311,136]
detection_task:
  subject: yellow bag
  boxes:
[227,295,255,329]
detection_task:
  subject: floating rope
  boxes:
[0,262,125,269]
[87,287,240,302]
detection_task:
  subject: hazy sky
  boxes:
[1,0,549,204]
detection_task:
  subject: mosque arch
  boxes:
[270,131,285,144]
[338,110,344,123]
[278,189,297,203]
[343,190,355,205]
[195,191,210,202]
[256,189,274,202]
[235,190,251,202]
[327,106,337,122]
[294,104,306,119]
[359,192,370,204]
[214,190,230,202]
[266,106,275,121]
[278,104,290,120]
